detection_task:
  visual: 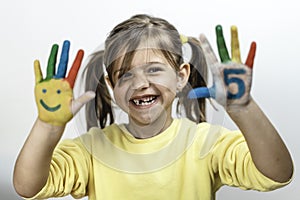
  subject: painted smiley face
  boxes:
[39,90,62,112]
[35,79,72,116]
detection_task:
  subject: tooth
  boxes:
[132,96,156,106]
[133,99,139,105]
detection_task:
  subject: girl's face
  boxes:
[110,49,189,127]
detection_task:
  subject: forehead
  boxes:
[131,49,168,67]
[114,48,170,70]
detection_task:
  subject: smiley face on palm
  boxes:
[34,40,84,126]
[189,25,256,109]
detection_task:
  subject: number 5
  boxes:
[223,68,246,99]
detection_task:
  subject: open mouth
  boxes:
[131,95,158,106]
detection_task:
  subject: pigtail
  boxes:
[84,50,114,130]
[179,37,207,123]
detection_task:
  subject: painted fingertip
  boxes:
[216,25,225,39]
[231,25,238,31]
[216,25,222,30]
[34,59,40,65]
[61,40,70,54]
[216,25,223,33]
[245,41,257,69]
[63,40,70,46]
[251,41,257,49]
[77,49,84,57]
[51,44,59,51]
[74,49,84,62]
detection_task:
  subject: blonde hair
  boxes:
[84,14,207,129]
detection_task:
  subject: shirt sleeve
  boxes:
[207,128,292,191]
[24,138,92,199]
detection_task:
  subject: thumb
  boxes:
[71,91,96,115]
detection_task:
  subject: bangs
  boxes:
[105,27,183,84]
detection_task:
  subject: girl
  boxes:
[13,14,293,199]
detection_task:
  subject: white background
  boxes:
[0,0,299,199]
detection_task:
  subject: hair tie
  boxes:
[180,34,188,44]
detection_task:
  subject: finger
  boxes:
[72,91,96,115]
[199,34,219,68]
[188,87,213,99]
[231,26,242,63]
[216,25,230,63]
[46,44,59,80]
[55,40,70,79]
[245,42,257,69]
[34,60,43,84]
[66,49,84,88]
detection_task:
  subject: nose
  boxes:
[131,73,150,90]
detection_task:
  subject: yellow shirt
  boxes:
[28,118,290,200]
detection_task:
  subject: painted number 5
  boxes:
[223,68,246,99]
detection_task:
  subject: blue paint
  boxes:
[188,86,215,99]
[223,68,246,99]
[54,40,70,79]
[188,68,246,100]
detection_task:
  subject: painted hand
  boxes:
[188,25,256,108]
[34,40,95,126]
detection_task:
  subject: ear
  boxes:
[105,75,114,89]
[177,63,190,91]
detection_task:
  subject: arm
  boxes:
[190,26,293,183]
[227,98,293,183]
[13,41,95,198]
[219,26,293,182]
[13,119,65,197]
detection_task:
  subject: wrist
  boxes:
[226,96,254,115]
[36,118,66,135]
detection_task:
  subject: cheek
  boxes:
[149,75,178,92]
[113,86,129,109]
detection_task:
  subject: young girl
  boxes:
[13,14,293,200]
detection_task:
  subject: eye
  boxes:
[42,89,47,93]
[147,66,163,73]
[57,89,61,94]
[119,71,133,81]
[123,72,132,77]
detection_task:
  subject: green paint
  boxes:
[216,25,230,63]
[46,44,59,81]
[40,99,61,112]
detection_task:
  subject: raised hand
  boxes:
[34,40,95,126]
[188,25,256,108]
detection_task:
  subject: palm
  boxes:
[189,25,256,108]
[34,40,92,126]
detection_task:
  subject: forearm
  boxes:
[13,118,65,198]
[227,98,293,183]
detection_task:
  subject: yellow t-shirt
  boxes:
[27,118,290,200]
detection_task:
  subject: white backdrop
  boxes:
[0,0,299,199]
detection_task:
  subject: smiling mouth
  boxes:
[131,95,158,106]
[40,99,61,112]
